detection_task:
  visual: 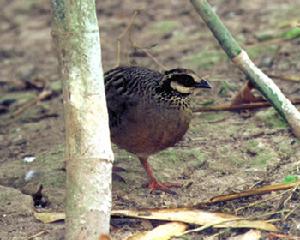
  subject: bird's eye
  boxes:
[172,75,195,87]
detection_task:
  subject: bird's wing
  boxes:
[105,68,139,128]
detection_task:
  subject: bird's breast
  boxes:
[110,102,192,156]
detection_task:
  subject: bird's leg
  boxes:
[139,157,181,194]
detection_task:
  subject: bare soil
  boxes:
[0,0,300,239]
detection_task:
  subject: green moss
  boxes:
[247,44,279,59]
[0,145,65,190]
[170,31,186,43]
[255,109,288,129]
[283,175,299,184]
[255,30,279,41]
[277,141,294,158]
[254,27,300,42]
[244,139,278,168]
[182,50,225,69]
[155,148,206,167]
[41,171,65,188]
[281,27,300,40]
[229,156,246,167]
[236,33,246,44]
[190,117,238,138]
[16,0,37,12]
[199,99,215,106]
[169,31,204,45]
[50,80,63,94]
[35,146,64,170]
[251,151,278,168]
[218,81,238,97]
[200,112,226,123]
[246,140,260,153]
[149,20,180,34]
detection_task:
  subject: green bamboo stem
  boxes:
[51,0,114,239]
[190,0,300,138]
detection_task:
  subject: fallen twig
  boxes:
[10,89,52,119]
[207,181,300,204]
[27,230,47,240]
[114,10,167,70]
[193,98,300,112]
[267,232,300,240]
[235,189,292,214]
[267,73,300,82]
[128,26,167,70]
[115,10,139,67]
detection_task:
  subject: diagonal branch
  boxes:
[190,0,300,138]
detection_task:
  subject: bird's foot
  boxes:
[146,180,182,194]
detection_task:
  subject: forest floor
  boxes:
[1,0,300,239]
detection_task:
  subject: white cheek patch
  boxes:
[171,81,192,94]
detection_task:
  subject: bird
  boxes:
[105,66,211,193]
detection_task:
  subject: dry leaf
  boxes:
[126,222,187,240]
[229,230,262,240]
[112,208,278,232]
[34,212,65,224]
[34,208,278,232]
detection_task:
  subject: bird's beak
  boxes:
[194,79,211,89]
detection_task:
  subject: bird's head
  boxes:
[160,68,211,95]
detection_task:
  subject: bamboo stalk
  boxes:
[51,0,114,239]
[190,0,300,138]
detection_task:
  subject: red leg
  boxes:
[139,157,181,194]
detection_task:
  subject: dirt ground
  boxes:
[1,0,300,239]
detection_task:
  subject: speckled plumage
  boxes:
[104,66,210,192]
[105,66,192,157]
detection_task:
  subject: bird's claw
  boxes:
[145,180,182,195]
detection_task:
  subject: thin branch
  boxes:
[128,23,168,70]
[193,98,300,112]
[267,232,300,240]
[206,181,300,204]
[267,73,300,82]
[10,90,52,118]
[115,10,139,67]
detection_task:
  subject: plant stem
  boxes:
[190,0,300,138]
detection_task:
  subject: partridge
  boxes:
[105,66,211,192]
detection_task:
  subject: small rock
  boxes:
[24,170,37,181]
[14,138,27,146]
[0,185,33,216]
[23,156,36,163]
